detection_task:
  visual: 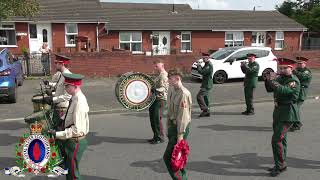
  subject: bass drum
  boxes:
[115,72,156,111]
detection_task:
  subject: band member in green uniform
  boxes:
[148,59,169,144]
[48,73,89,180]
[241,53,260,115]
[163,68,192,180]
[291,56,312,131]
[264,58,300,177]
[196,53,213,117]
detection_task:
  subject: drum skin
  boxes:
[115,72,156,111]
[32,94,51,112]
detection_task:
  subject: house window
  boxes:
[42,29,48,42]
[225,32,244,47]
[275,31,284,50]
[0,23,16,46]
[119,32,142,52]
[29,24,37,39]
[181,32,191,52]
[65,23,78,47]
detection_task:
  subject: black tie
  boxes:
[63,98,73,129]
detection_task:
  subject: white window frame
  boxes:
[119,32,143,53]
[0,23,17,47]
[275,31,284,50]
[225,31,244,47]
[65,23,78,47]
[180,31,192,52]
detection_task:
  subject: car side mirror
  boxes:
[226,59,235,65]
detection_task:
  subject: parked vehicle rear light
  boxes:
[0,69,11,76]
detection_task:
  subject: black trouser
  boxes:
[197,88,210,112]
[244,86,255,112]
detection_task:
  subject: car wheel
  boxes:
[8,84,17,103]
[261,68,274,81]
[213,71,227,84]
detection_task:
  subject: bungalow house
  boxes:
[0,0,306,55]
[0,0,108,54]
[99,2,307,55]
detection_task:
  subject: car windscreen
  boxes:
[210,49,236,60]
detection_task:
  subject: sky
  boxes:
[101,0,287,10]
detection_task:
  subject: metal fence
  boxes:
[20,53,51,76]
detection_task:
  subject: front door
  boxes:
[152,31,170,55]
[251,32,266,47]
[28,23,52,53]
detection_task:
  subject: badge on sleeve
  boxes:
[288,81,296,88]
[180,101,187,108]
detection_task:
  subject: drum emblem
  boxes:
[115,72,156,111]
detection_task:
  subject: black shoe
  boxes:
[247,111,255,115]
[267,166,287,172]
[150,139,163,144]
[270,169,281,177]
[199,111,210,117]
[147,138,154,143]
[241,111,248,115]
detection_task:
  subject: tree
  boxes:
[276,0,320,32]
[0,0,40,21]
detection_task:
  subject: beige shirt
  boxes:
[167,85,192,134]
[154,71,169,100]
[49,71,62,87]
[56,90,90,140]
[52,69,72,107]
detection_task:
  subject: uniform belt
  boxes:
[168,119,177,126]
[275,101,297,106]
[65,124,74,129]
[54,106,67,110]
[71,135,86,141]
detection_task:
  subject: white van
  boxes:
[191,46,278,84]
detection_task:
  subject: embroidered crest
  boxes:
[180,101,187,108]
[288,81,296,88]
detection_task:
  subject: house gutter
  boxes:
[96,21,100,52]
[299,28,307,51]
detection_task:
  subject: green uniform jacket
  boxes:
[197,62,213,89]
[294,67,312,101]
[241,61,260,88]
[265,75,301,123]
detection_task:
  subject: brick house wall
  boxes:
[99,30,303,53]
[52,23,101,53]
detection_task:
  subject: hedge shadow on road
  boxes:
[86,132,147,146]
[0,133,21,146]
[130,158,167,174]
[187,153,320,177]
[0,157,16,169]
[198,124,272,132]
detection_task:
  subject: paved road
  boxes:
[1,73,320,120]
[0,99,320,179]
